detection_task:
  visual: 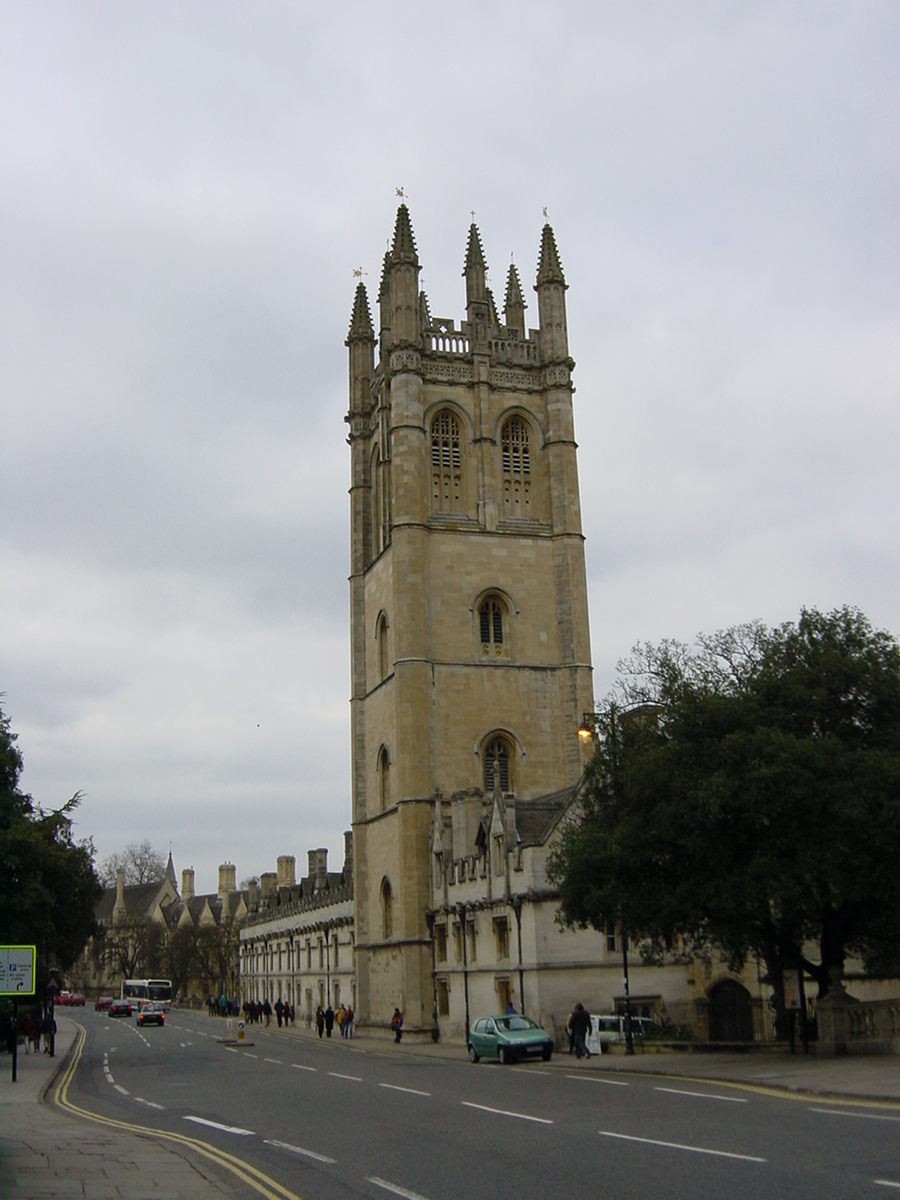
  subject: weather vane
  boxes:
[353,267,366,279]
[396,186,405,200]
[542,205,549,220]
[470,209,476,223]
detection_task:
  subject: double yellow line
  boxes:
[54,1022,304,1200]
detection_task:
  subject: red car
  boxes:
[94,996,114,1012]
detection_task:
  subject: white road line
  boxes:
[244,1052,258,1059]
[225,1047,237,1054]
[114,1085,129,1095]
[135,1098,164,1110]
[875,1181,900,1189]
[264,1057,283,1065]
[184,1116,255,1136]
[264,1140,337,1164]
[292,1063,317,1072]
[367,1177,432,1200]
[813,1108,900,1123]
[566,1074,628,1087]
[329,1072,363,1082]
[461,1101,553,1125]
[380,1083,431,1097]
[598,1131,766,1163]
[655,1086,747,1104]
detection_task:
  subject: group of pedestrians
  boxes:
[314,1002,355,1038]
[3,1009,56,1055]
[207,994,241,1018]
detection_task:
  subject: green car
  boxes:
[468,1015,553,1064]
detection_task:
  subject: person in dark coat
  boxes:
[324,1004,335,1037]
[316,1005,325,1038]
[391,1007,403,1043]
[274,998,284,1028]
[568,1003,592,1058]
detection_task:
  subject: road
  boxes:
[58,1011,900,1200]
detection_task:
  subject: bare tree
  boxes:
[98,839,167,888]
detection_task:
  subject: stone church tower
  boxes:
[345,205,594,1032]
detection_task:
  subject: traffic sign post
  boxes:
[1,946,36,1084]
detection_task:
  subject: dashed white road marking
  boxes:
[225,1047,237,1054]
[244,1052,258,1059]
[461,1101,553,1125]
[135,1097,164,1110]
[380,1083,431,1097]
[367,1177,432,1200]
[598,1131,766,1163]
[114,1084,129,1095]
[264,1057,283,1065]
[813,1109,900,1123]
[566,1074,628,1086]
[329,1072,363,1082]
[292,1063,316,1072]
[875,1181,900,1189]
[184,1116,255,1136]
[655,1086,747,1104]
[264,1140,337,1164]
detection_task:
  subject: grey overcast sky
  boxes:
[2,2,898,894]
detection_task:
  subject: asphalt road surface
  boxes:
[59,1011,900,1200]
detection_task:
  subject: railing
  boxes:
[429,333,470,354]
[242,884,353,929]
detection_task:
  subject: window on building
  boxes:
[484,737,511,793]
[435,924,447,963]
[501,416,532,517]
[381,878,393,940]
[606,923,617,954]
[467,920,477,963]
[306,940,312,970]
[333,935,339,969]
[318,938,324,969]
[453,923,463,963]
[479,595,504,656]
[495,917,510,960]
[497,979,511,1012]
[431,410,462,512]
[377,613,389,681]
[379,746,391,812]
[436,978,450,1016]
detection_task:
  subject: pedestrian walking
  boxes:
[391,1007,403,1043]
[316,1005,325,1038]
[275,998,284,1028]
[568,1003,592,1058]
[344,1004,354,1039]
[325,1004,335,1038]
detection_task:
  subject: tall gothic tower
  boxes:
[346,206,594,1031]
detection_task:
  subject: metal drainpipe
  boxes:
[621,922,635,1056]
[512,896,525,1016]
[325,924,331,1004]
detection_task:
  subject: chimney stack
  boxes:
[277,855,296,888]
[218,862,236,898]
[314,848,328,893]
[181,868,195,901]
[260,872,277,901]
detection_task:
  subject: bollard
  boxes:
[238,1019,245,1043]
[224,1017,234,1042]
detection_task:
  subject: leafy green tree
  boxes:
[549,608,900,1036]
[0,704,101,980]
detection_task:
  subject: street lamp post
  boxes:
[620,922,635,1056]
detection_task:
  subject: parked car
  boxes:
[136,1003,165,1027]
[108,1000,132,1018]
[587,1014,659,1053]
[94,996,114,1012]
[468,1014,553,1064]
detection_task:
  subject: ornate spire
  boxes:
[504,262,526,314]
[486,287,500,330]
[378,251,391,299]
[346,281,374,342]
[390,203,419,265]
[463,223,487,275]
[536,222,567,288]
[419,289,432,331]
[165,851,176,886]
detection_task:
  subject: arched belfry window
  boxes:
[431,410,462,513]
[378,745,391,812]
[372,448,391,557]
[501,417,531,517]
[484,737,511,794]
[376,613,389,681]
[381,877,393,940]
[479,596,504,656]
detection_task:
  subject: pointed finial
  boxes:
[390,203,418,264]
[536,221,566,287]
[346,280,374,341]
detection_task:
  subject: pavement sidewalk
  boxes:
[0,1014,240,1200]
[236,1013,900,1104]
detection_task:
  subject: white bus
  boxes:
[121,979,173,1009]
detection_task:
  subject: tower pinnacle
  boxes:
[390,204,419,265]
[346,281,374,342]
[535,222,567,288]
